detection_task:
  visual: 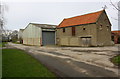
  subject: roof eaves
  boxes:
[57,22,96,29]
[57,19,66,27]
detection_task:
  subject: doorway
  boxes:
[42,31,55,46]
[81,37,91,47]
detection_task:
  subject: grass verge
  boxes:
[1,42,7,47]
[2,49,56,77]
[0,42,2,47]
[111,55,120,67]
[12,42,20,44]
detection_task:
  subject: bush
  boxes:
[111,55,120,67]
[117,36,120,44]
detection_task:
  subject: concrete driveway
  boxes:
[7,43,119,77]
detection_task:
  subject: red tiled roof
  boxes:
[112,31,120,35]
[112,31,120,33]
[57,10,104,28]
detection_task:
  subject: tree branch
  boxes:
[111,17,118,20]
[110,0,120,11]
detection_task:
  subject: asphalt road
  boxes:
[26,50,118,77]
[7,43,119,77]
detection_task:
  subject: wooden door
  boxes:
[81,37,91,47]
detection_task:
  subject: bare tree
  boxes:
[0,2,8,30]
[109,0,120,21]
[0,2,8,41]
[0,3,4,32]
[110,0,120,11]
[109,0,120,31]
[102,5,107,10]
[0,3,3,41]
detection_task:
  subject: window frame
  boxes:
[72,27,75,36]
[83,28,86,30]
[63,28,65,33]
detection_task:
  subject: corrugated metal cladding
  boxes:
[23,24,41,46]
[23,23,56,46]
[42,31,55,45]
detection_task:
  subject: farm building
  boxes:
[9,30,18,42]
[18,29,24,43]
[111,30,120,44]
[23,23,56,46]
[56,10,113,46]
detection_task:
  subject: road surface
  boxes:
[7,43,119,77]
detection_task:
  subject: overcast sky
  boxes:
[2,0,119,31]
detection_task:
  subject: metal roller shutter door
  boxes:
[42,31,55,45]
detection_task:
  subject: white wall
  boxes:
[23,24,42,46]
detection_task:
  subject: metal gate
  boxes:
[42,31,55,45]
[81,37,91,47]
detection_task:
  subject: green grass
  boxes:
[1,42,7,47]
[12,41,21,44]
[0,42,2,47]
[111,55,120,66]
[2,49,56,77]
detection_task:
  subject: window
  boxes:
[100,24,102,30]
[83,28,86,30]
[106,25,109,27]
[72,27,75,36]
[106,25,109,31]
[104,18,107,21]
[63,28,65,33]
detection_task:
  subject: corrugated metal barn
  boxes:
[23,23,56,46]
[18,29,24,43]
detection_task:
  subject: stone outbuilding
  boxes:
[56,10,113,46]
[23,23,56,46]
